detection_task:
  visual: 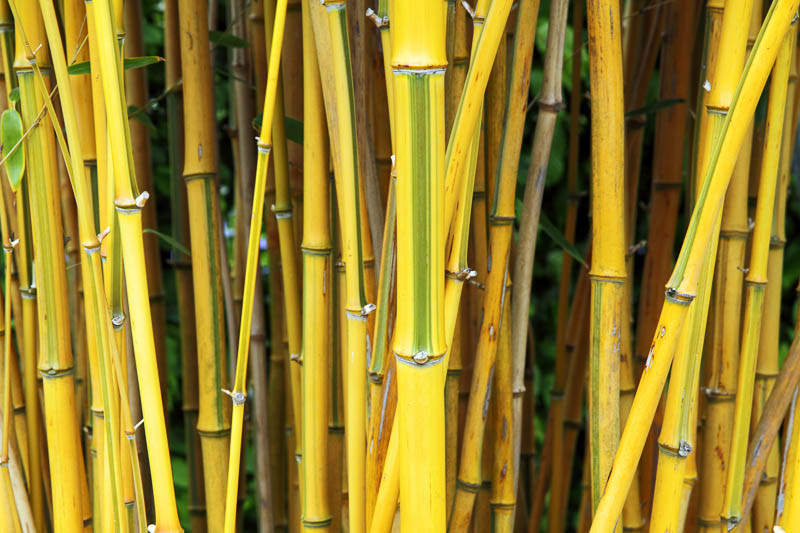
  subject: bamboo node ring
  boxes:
[222,388,247,406]
[413,351,429,365]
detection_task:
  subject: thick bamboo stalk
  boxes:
[12,6,86,531]
[390,2,448,532]
[589,2,800,527]
[301,0,331,527]
[720,24,794,531]
[585,0,625,513]
[163,0,207,530]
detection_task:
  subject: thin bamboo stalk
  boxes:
[589,2,800,528]
[221,0,288,528]
[248,1,289,528]
[749,25,798,533]
[489,284,514,532]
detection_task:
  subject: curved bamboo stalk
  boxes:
[589,2,800,528]
[301,0,332,527]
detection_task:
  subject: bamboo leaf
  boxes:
[144,228,191,257]
[68,55,165,75]
[538,213,585,266]
[1,109,25,192]
[209,30,250,48]
[624,98,685,118]
[128,105,155,129]
[252,113,304,145]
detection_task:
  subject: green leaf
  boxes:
[1,109,25,192]
[144,228,191,257]
[8,87,19,104]
[538,213,586,266]
[209,30,250,49]
[624,98,685,118]
[68,55,165,75]
[285,116,303,144]
[128,105,155,129]
[251,113,304,145]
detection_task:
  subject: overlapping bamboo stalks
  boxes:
[3,1,800,533]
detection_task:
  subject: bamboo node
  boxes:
[222,388,247,405]
[413,351,429,364]
[678,440,692,457]
[364,8,389,28]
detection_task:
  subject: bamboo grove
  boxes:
[4,0,800,532]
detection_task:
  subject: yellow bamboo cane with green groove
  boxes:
[390,1,448,532]
[589,1,800,528]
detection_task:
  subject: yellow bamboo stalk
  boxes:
[720,23,794,531]
[12,5,86,531]
[307,3,374,531]
[585,0,624,513]
[750,24,798,533]
[221,0,290,529]
[390,1,448,532]
[87,0,183,529]
[301,0,331,527]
